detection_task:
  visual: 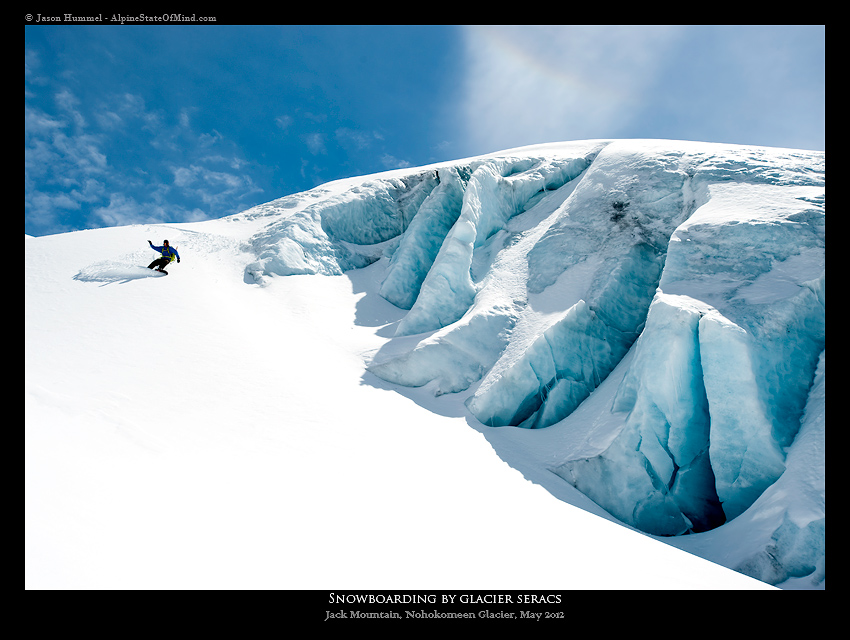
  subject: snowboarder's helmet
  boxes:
[163,240,169,245]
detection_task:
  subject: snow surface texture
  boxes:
[27,208,773,591]
[240,140,825,588]
[26,140,821,590]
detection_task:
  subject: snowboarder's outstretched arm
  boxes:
[148,240,180,262]
[148,240,179,261]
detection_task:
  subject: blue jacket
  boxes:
[150,243,180,261]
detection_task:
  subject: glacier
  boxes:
[28,139,822,589]
[237,139,824,587]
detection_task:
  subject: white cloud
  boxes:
[304,132,327,155]
[51,131,107,175]
[92,193,153,228]
[25,37,274,235]
[25,48,41,79]
[91,192,210,228]
[457,25,682,153]
[172,166,197,187]
[335,127,373,150]
[119,93,162,133]
[55,89,86,128]
[198,130,223,147]
[26,86,264,233]
[95,110,124,130]
[380,153,410,170]
[25,105,64,136]
[171,163,262,209]
[119,93,148,117]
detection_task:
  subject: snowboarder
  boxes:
[147,239,180,274]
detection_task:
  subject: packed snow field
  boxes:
[25,139,823,590]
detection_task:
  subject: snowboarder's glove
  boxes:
[177,258,180,263]
[148,240,152,245]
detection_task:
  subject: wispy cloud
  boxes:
[92,193,164,228]
[335,127,373,151]
[170,163,261,206]
[303,132,327,155]
[25,82,265,235]
[275,115,293,131]
[457,25,682,154]
[380,154,411,170]
[455,25,824,154]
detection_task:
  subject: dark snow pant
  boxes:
[148,257,171,271]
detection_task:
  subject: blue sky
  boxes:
[25,25,824,237]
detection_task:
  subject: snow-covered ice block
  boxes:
[394,155,593,336]
[379,167,469,309]
[244,172,438,284]
[553,295,724,535]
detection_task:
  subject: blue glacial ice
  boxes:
[394,153,595,337]
[243,171,439,284]
[551,169,823,537]
[379,167,470,309]
[552,294,724,535]
[466,142,694,427]
[240,140,825,585]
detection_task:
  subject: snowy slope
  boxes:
[25,222,771,591]
[26,139,822,590]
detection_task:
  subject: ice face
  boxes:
[554,177,824,534]
[465,143,695,426]
[379,167,469,309]
[698,311,787,520]
[242,140,824,583]
[243,172,439,284]
[394,154,593,337]
[553,295,723,535]
[467,242,665,429]
[734,351,825,586]
[369,143,824,541]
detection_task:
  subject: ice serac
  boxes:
[394,153,594,337]
[733,351,825,586]
[467,242,665,429]
[665,180,824,523]
[368,144,604,395]
[553,295,723,535]
[379,167,470,309]
[698,311,786,520]
[244,171,438,285]
[238,139,824,586]
[553,155,824,539]
[467,141,692,428]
